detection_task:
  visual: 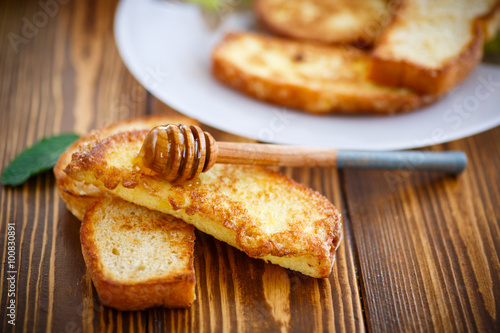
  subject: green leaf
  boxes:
[1,133,80,186]
[188,0,220,11]
[187,0,253,12]
[483,30,500,65]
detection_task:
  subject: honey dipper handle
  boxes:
[216,143,467,174]
[216,142,338,167]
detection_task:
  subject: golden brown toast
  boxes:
[212,32,438,114]
[54,115,197,220]
[369,0,500,95]
[255,0,391,46]
[64,129,342,278]
[81,196,196,310]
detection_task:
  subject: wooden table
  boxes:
[1,1,499,332]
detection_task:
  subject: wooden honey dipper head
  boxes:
[135,124,218,183]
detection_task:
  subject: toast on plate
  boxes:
[54,115,197,220]
[81,196,196,310]
[64,129,342,278]
[369,0,500,94]
[212,32,438,114]
[255,0,392,46]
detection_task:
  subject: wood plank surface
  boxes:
[343,130,500,332]
[0,1,364,332]
[1,0,499,332]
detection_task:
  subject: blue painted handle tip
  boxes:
[336,150,467,174]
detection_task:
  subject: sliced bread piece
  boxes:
[81,196,196,310]
[369,0,500,94]
[212,32,438,114]
[65,129,342,278]
[54,115,197,220]
[255,0,392,46]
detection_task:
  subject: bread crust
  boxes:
[53,115,197,220]
[483,2,500,40]
[212,32,438,115]
[255,0,390,46]
[369,1,500,95]
[58,188,103,221]
[65,130,342,278]
[80,197,196,310]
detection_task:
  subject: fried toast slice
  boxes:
[255,0,392,46]
[212,32,438,114]
[81,196,196,310]
[54,115,197,220]
[64,129,342,278]
[369,0,500,95]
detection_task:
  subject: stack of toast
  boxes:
[212,0,500,114]
[54,115,200,310]
[55,115,342,310]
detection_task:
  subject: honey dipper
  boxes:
[135,124,467,183]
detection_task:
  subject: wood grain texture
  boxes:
[343,131,500,332]
[0,0,363,332]
[1,0,499,332]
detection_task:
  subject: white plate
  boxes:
[114,0,500,150]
